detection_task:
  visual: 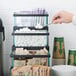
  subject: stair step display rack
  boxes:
[11,12,50,70]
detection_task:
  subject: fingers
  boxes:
[52,13,60,22]
[52,12,62,24]
[53,19,62,24]
[52,11,73,24]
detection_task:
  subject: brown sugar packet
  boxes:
[42,66,50,76]
[39,48,48,66]
[32,65,50,76]
[43,67,45,76]
[14,60,26,67]
[38,65,44,76]
[11,67,21,76]
[27,58,36,65]
[43,66,47,76]
[29,50,37,55]
[39,65,50,76]
[20,66,32,76]
[40,58,47,66]
[33,58,40,65]
[11,66,32,76]
[32,65,40,76]
[47,67,50,76]
[15,48,23,55]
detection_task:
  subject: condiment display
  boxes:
[11,8,76,76]
[11,9,50,76]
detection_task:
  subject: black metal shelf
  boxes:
[10,54,50,60]
[13,26,48,31]
[10,67,13,70]
[12,32,49,35]
[12,45,49,51]
[13,14,48,17]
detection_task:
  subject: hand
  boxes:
[52,11,73,24]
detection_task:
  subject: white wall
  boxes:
[0,0,76,76]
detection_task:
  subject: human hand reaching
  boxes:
[52,11,73,24]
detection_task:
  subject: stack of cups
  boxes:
[68,49,76,66]
[52,37,65,65]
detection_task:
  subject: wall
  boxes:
[0,0,76,76]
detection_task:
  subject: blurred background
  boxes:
[0,0,76,76]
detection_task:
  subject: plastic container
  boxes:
[12,27,49,46]
[51,65,76,76]
[11,47,49,67]
[14,9,48,26]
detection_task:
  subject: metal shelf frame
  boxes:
[11,12,50,70]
